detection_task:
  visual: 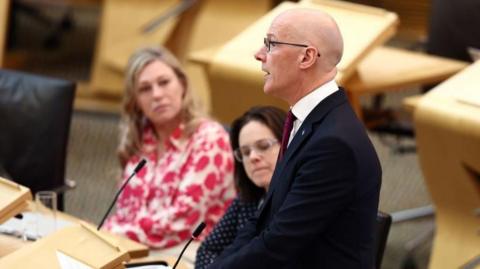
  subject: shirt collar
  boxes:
[142,123,187,152]
[291,80,339,123]
[167,124,187,150]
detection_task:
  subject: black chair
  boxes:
[0,69,75,211]
[374,211,392,269]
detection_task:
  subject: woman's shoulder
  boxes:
[229,197,258,212]
[192,119,229,140]
[224,198,258,224]
[198,119,228,133]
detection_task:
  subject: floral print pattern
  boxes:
[105,120,235,249]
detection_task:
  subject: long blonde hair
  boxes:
[118,46,206,166]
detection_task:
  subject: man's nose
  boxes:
[254,46,266,62]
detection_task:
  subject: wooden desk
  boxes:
[0,234,24,257]
[0,224,131,269]
[0,232,189,269]
[0,201,148,258]
[0,201,198,268]
[413,61,480,269]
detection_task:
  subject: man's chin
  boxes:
[264,87,283,101]
[263,84,274,95]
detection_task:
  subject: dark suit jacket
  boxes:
[208,89,382,269]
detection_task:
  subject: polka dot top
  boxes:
[195,197,259,269]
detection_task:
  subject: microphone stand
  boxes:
[172,222,206,269]
[97,159,146,230]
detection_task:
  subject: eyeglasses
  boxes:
[264,38,320,57]
[233,138,279,162]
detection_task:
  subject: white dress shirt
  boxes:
[288,80,339,145]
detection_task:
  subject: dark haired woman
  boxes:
[195,106,286,268]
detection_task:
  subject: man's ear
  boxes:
[299,47,318,69]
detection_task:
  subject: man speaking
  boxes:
[208,8,381,269]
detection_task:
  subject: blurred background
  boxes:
[2,0,479,268]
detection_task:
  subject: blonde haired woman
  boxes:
[105,46,234,249]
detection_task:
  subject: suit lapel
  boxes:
[256,89,349,219]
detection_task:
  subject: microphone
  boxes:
[172,222,206,269]
[97,159,147,230]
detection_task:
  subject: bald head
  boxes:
[273,9,344,71]
[255,8,345,104]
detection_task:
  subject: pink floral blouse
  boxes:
[105,120,235,249]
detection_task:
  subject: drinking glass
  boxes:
[35,191,57,238]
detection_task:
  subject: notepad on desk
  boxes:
[57,250,94,269]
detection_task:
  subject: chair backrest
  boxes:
[0,69,75,210]
[374,211,392,269]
